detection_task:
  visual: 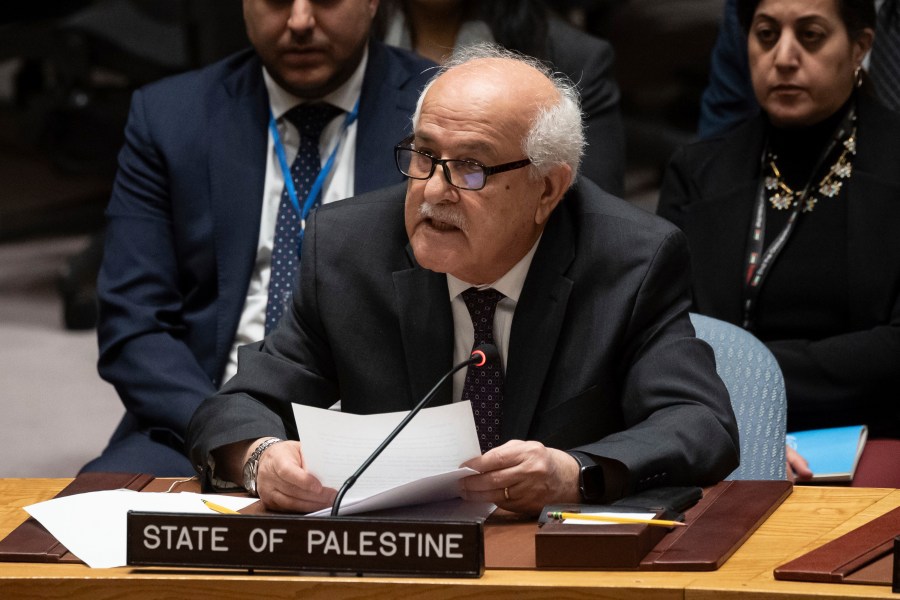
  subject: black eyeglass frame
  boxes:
[393,137,532,191]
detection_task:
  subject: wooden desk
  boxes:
[688,486,900,600]
[1,479,897,600]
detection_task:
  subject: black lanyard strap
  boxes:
[740,104,857,330]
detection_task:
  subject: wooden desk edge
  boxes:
[1,479,898,600]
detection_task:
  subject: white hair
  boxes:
[411,43,585,187]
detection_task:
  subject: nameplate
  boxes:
[126,511,484,577]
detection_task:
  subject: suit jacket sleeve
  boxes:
[188,203,341,486]
[571,227,740,492]
[766,316,900,433]
[97,88,217,441]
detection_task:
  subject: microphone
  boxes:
[330,342,499,516]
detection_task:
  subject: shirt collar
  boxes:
[263,45,368,119]
[447,236,542,303]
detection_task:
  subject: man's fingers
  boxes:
[263,474,337,512]
[460,442,579,515]
[462,440,527,472]
[264,486,336,513]
[256,440,337,511]
[462,469,513,493]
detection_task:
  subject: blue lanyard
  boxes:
[268,98,360,245]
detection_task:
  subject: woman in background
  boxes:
[374,0,626,196]
[658,0,900,484]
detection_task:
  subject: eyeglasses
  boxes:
[394,137,532,191]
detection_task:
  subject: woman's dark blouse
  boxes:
[755,106,850,346]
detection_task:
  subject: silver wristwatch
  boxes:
[241,437,283,497]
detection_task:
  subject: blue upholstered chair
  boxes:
[690,313,787,480]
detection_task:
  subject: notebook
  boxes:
[786,425,868,482]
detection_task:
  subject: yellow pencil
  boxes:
[201,498,241,515]
[547,511,685,528]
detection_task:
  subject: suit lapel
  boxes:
[393,248,455,409]
[210,56,269,373]
[355,42,421,193]
[502,201,575,441]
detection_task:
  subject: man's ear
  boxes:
[535,164,572,225]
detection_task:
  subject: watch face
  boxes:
[242,438,281,497]
[580,465,604,501]
[242,460,258,495]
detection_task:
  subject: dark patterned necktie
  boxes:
[265,103,342,334]
[461,287,506,454]
[871,0,900,111]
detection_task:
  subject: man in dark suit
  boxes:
[82,0,434,476]
[188,45,739,515]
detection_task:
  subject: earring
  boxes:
[854,65,863,88]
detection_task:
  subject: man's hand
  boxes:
[460,440,581,515]
[786,445,813,482]
[255,440,337,513]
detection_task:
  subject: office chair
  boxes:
[690,313,788,480]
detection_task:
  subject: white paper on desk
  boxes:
[562,512,657,525]
[24,491,256,569]
[292,400,482,511]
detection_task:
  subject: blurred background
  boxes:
[0,0,723,477]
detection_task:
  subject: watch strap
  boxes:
[242,437,283,496]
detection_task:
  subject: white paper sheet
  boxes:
[292,401,482,495]
[306,467,478,517]
[24,491,257,568]
[292,400,482,512]
[360,498,496,522]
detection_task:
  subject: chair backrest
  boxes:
[690,313,787,480]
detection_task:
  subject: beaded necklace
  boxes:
[763,121,857,213]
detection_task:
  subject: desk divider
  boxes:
[774,505,900,586]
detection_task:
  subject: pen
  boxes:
[201,498,241,515]
[547,511,686,528]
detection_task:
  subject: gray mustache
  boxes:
[419,202,468,232]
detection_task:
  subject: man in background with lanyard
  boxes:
[82,0,434,476]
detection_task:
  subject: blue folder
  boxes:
[786,425,868,482]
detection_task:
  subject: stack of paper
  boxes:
[291,401,482,516]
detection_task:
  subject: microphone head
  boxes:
[470,343,500,367]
